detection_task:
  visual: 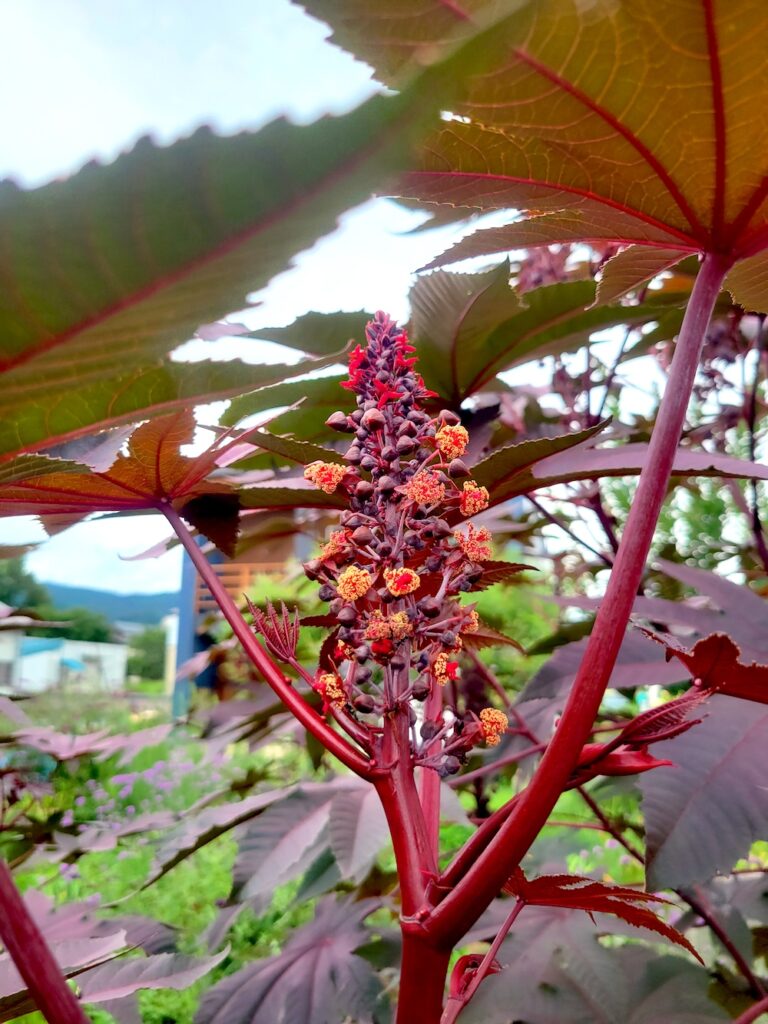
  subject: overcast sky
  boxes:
[0,0,471,594]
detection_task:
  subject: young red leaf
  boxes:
[641,629,768,706]
[503,870,701,961]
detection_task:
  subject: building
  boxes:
[0,634,128,694]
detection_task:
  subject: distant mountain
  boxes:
[43,583,178,625]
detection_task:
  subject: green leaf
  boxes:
[0,20,501,463]
[245,311,372,357]
[408,261,522,405]
[222,373,348,443]
[594,246,686,306]
[470,421,608,507]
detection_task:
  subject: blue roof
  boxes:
[60,656,86,671]
[20,637,64,656]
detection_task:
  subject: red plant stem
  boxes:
[0,860,89,1024]
[164,506,374,779]
[395,933,452,1024]
[441,898,525,1024]
[423,252,730,946]
[448,742,547,787]
[733,994,768,1024]
[420,684,444,860]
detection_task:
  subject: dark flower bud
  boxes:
[356,666,372,682]
[361,408,386,430]
[351,526,374,545]
[419,597,442,619]
[398,420,417,437]
[438,756,462,777]
[439,409,461,425]
[360,455,377,471]
[343,514,364,528]
[441,630,458,647]
[329,598,344,614]
[353,693,376,713]
[381,445,397,462]
[412,680,430,701]
[318,585,336,601]
[303,559,323,580]
[325,411,354,433]
[355,645,370,662]
[456,577,473,592]
[448,459,470,478]
[378,475,396,492]
[421,720,440,741]
[356,428,369,442]
[465,564,483,583]
[376,369,390,382]
[337,606,358,625]
[424,555,443,572]
[355,480,374,498]
[351,410,364,424]
[338,626,354,641]
[417,653,429,670]
[431,518,452,537]
[345,445,362,464]
[396,435,417,454]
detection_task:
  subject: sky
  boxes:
[0,0,477,595]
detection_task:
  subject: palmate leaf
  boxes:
[640,695,768,889]
[641,629,768,705]
[473,432,768,511]
[195,897,387,1024]
[504,869,700,959]
[462,937,727,1024]
[225,274,682,426]
[306,0,768,311]
[0,411,248,554]
[0,18,500,466]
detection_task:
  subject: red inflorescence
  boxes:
[286,311,521,778]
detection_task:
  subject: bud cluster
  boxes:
[298,312,508,775]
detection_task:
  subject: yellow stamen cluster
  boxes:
[319,672,346,707]
[337,565,373,601]
[304,461,347,494]
[435,424,469,460]
[383,567,421,596]
[463,608,480,634]
[321,530,347,560]
[364,610,413,642]
[479,707,508,746]
[459,481,490,517]
[455,523,492,561]
[403,471,446,505]
[433,651,459,686]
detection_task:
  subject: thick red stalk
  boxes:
[395,934,452,1024]
[424,252,730,945]
[164,506,374,778]
[0,860,89,1024]
[419,684,444,860]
